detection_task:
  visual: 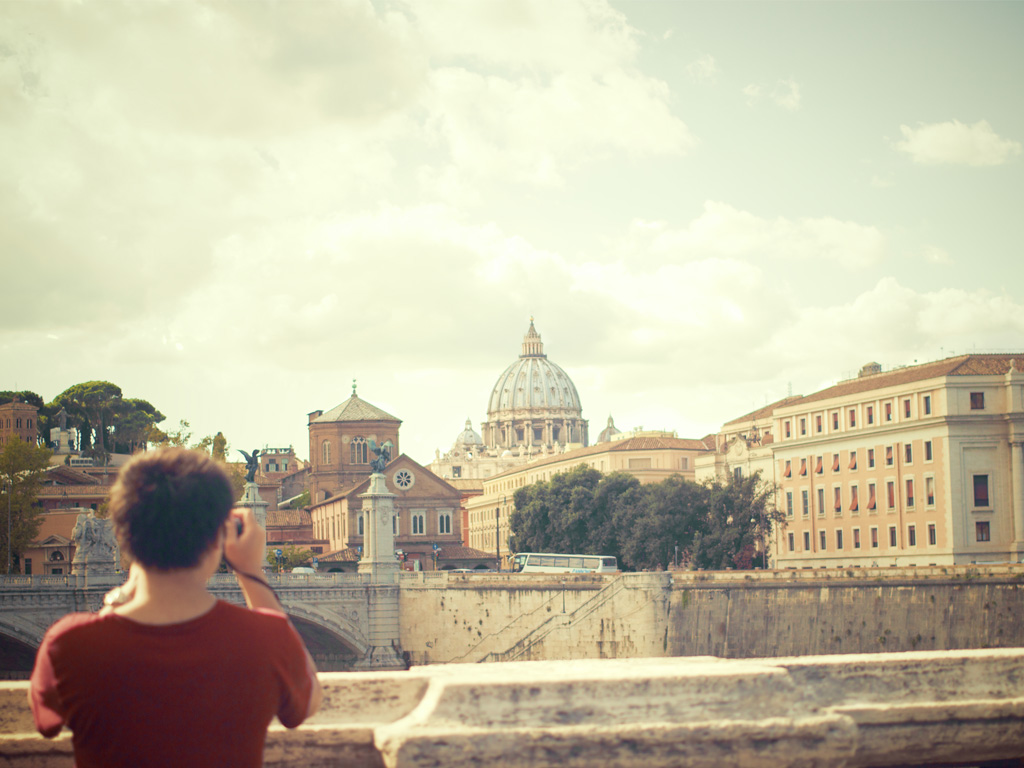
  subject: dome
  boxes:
[482,320,588,449]
[597,415,621,443]
[486,320,583,416]
[453,418,483,450]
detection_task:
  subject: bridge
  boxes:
[0,572,394,674]
[5,564,1024,676]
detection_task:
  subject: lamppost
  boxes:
[274,548,283,574]
[6,477,12,576]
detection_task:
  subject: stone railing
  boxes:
[3,649,1023,767]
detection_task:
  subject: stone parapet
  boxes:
[3,649,1024,767]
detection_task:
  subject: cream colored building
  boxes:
[769,355,1024,568]
[465,436,712,562]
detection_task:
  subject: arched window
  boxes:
[412,514,425,535]
[351,436,367,464]
[358,514,364,536]
[438,512,451,535]
[321,440,331,465]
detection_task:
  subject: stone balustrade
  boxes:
[3,649,1023,767]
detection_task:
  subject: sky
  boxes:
[2,0,1023,466]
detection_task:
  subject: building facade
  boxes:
[0,398,38,447]
[765,356,1024,568]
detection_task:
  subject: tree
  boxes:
[690,472,783,571]
[617,475,706,571]
[266,545,313,572]
[51,381,123,460]
[510,464,604,555]
[0,438,53,573]
[110,398,166,454]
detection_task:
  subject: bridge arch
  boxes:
[281,601,368,669]
[0,617,46,675]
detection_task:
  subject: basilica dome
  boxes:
[482,320,588,449]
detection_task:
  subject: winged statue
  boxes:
[238,448,261,483]
[367,439,393,473]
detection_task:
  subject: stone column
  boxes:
[1011,441,1024,560]
[355,472,405,670]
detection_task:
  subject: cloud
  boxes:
[895,120,1022,166]
[922,246,953,265]
[742,78,801,110]
[685,54,719,84]
[634,202,885,268]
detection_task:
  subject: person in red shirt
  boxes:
[29,447,322,768]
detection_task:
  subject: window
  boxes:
[24,558,32,575]
[849,408,857,427]
[800,458,807,476]
[886,446,893,466]
[867,482,876,511]
[871,527,879,548]
[788,532,795,552]
[928,523,937,546]
[836,530,844,550]
[802,490,809,517]
[884,402,892,421]
[785,421,791,438]
[533,427,543,442]
[976,521,991,542]
[850,485,859,513]
[924,441,933,461]
[889,526,897,547]
[973,475,990,507]
[926,476,935,506]
[800,418,806,436]
[734,467,743,481]
[908,525,917,547]
[849,451,857,470]
[786,491,794,517]
[970,392,985,410]
[358,514,364,536]
[906,478,915,508]
[803,531,811,551]
[853,529,861,549]
[816,415,822,433]
[868,449,875,469]
[904,444,913,464]
[815,456,823,474]
[924,395,932,415]
[438,513,452,534]
[817,488,825,516]
[412,514,426,535]
[832,453,840,472]
[321,440,331,465]
[820,530,827,551]
[393,512,398,535]
[867,405,874,425]
[833,486,842,513]
[351,436,368,464]
[832,412,839,430]
[784,460,792,478]
[904,399,911,418]
[887,481,895,510]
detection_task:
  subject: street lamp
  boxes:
[495,506,500,572]
[6,478,11,576]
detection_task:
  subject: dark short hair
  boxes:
[110,448,234,570]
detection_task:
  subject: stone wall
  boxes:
[4,650,1024,767]
[399,565,1024,664]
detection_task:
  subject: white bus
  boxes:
[511,553,618,574]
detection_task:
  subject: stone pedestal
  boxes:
[238,482,268,531]
[70,513,121,588]
[358,474,400,580]
[356,472,405,669]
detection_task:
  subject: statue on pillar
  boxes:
[237,449,261,483]
[368,439,393,473]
